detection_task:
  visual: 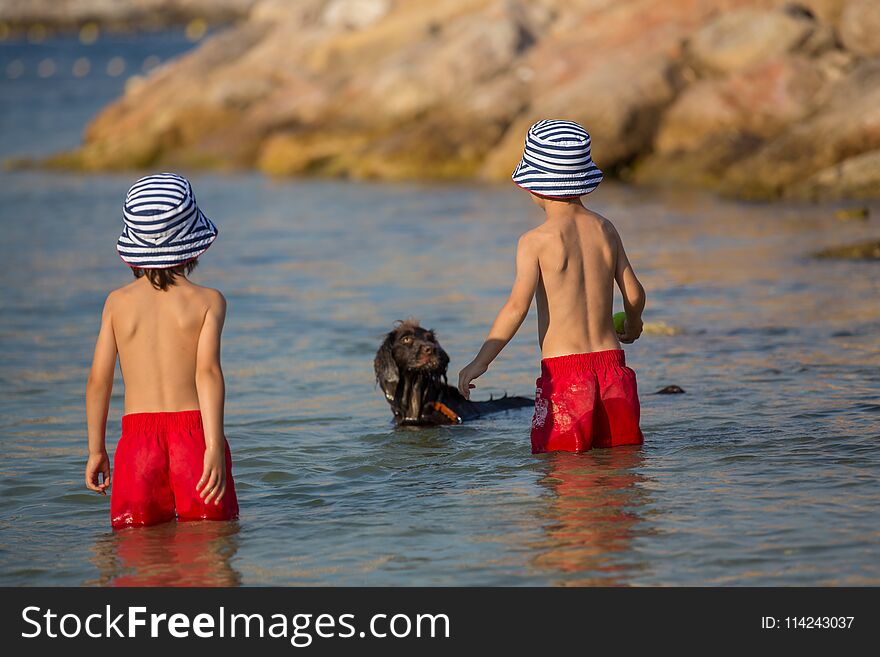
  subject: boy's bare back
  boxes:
[106,276,225,414]
[526,206,630,358]
[458,196,644,401]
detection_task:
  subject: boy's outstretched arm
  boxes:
[614,228,646,344]
[458,234,540,399]
[85,295,117,494]
[195,291,228,506]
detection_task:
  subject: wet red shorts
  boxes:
[111,410,239,528]
[531,349,644,454]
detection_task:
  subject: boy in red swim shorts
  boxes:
[85,173,239,527]
[458,120,646,453]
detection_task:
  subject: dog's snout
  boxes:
[420,343,435,356]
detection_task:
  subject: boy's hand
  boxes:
[618,317,643,344]
[197,446,226,506]
[458,360,488,400]
[85,451,111,495]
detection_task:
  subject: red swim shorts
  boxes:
[111,410,239,528]
[531,349,644,454]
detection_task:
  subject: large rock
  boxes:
[655,56,826,152]
[635,55,827,188]
[37,0,880,200]
[722,61,880,197]
[839,0,880,57]
[685,8,817,76]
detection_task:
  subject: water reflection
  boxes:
[88,520,241,586]
[534,448,650,586]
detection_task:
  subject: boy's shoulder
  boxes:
[187,280,225,300]
[518,224,556,248]
[104,279,140,307]
[187,282,227,316]
[587,208,620,237]
[515,227,551,263]
[177,281,227,313]
[575,208,622,246]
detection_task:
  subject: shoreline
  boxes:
[8,151,879,207]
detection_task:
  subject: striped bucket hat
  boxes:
[511,119,604,198]
[117,173,218,269]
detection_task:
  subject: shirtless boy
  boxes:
[85,173,239,527]
[458,120,646,453]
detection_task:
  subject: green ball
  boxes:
[613,312,627,334]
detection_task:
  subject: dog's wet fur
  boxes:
[374,319,533,425]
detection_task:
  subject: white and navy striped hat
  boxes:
[511,120,604,198]
[117,173,218,269]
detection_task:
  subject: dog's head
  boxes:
[374,319,450,405]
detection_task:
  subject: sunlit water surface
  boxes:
[0,32,878,586]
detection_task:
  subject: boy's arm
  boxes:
[614,228,646,344]
[195,291,228,506]
[458,234,540,398]
[85,295,117,494]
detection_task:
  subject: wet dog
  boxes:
[374,319,533,425]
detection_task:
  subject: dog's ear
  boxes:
[374,330,399,403]
[436,342,451,384]
[437,343,450,372]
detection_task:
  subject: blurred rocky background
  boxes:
[5,0,879,200]
[0,0,256,31]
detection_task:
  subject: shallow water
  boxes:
[1,32,879,586]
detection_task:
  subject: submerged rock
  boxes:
[833,206,871,221]
[814,240,880,260]
[655,385,686,395]
[642,322,684,337]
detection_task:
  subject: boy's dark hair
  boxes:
[132,259,198,291]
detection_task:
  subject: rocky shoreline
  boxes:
[24,0,880,200]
